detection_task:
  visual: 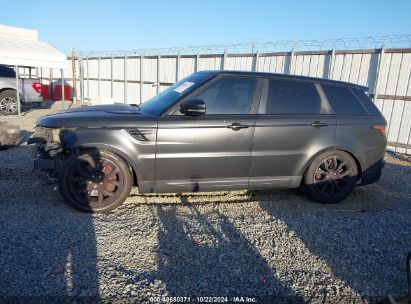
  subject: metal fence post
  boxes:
[157,55,161,94]
[253,52,259,72]
[286,49,294,75]
[50,68,53,100]
[327,49,335,79]
[395,67,411,149]
[176,52,180,81]
[222,50,227,70]
[140,55,143,103]
[98,56,101,97]
[195,54,199,72]
[124,55,127,103]
[111,55,114,99]
[61,69,65,110]
[86,57,90,105]
[79,52,84,102]
[15,65,21,117]
[373,46,385,102]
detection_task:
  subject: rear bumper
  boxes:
[360,159,384,185]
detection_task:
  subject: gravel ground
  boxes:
[0,103,410,303]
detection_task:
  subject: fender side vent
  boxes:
[126,129,148,141]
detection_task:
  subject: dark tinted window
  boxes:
[261,79,322,114]
[0,66,16,78]
[191,77,257,114]
[352,88,381,116]
[322,85,368,115]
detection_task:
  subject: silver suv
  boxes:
[0,65,43,115]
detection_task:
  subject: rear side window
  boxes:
[322,84,368,115]
[260,79,323,114]
[0,66,16,78]
[351,88,381,116]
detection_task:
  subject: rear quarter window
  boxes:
[351,88,382,116]
[322,84,368,115]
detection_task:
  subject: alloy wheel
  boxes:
[313,156,353,197]
[0,97,17,114]
[67,154,123,208]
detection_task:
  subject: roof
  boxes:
[0,25,67,69]
[198,70,368,91]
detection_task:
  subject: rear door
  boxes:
[250,78,337,189]
[155,76,261,192]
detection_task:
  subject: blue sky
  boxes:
[1,0,410,54]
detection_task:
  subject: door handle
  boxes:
[227,122,249,131]
[311,121,329,128]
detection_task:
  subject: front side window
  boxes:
[139,72,212,116]
[189,77,258,115]
[260,79,323,114]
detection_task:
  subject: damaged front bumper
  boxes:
[29,141,63,171]
[28,127,66,171]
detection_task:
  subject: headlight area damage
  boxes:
[27,126,74,171]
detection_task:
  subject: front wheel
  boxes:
[303,150,358,204]
[59,149,132,213]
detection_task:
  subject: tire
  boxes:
[0,90,18,115]
[59,149,133,213]
[303,150,358,204]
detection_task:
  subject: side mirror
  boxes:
[180,99,206,116]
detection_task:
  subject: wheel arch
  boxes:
[0,88,25,102]
[70,143,140,186]
[300,146,365,178]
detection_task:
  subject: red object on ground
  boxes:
[52,85,71,101]
[41,84,50,99]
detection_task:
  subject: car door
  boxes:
[249,78,337,189]
[155,76,262,193]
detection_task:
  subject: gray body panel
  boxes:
[0,77,43,103]
[33,71,387,194]
[334,115,387,172]
[250,114,337,189]
[61,126,157,193]
[155,115,255,192]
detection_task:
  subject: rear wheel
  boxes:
[0,90,18,115]
[303,150,358,204]
[59,149,132,213]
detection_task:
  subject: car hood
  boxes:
[36,104,158,128]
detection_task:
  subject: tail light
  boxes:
[32,82,42,94]
[372,125,387,137]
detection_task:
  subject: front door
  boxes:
[155,76,261,193]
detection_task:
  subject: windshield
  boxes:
[139,73,212,116]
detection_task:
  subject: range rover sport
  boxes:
[29,71,387,212]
